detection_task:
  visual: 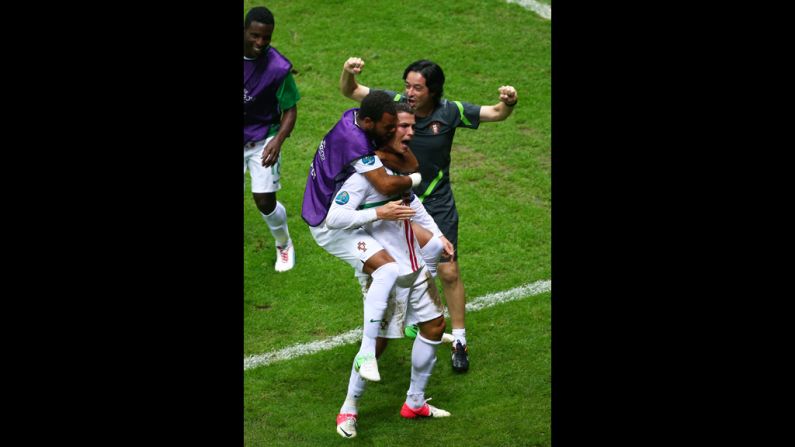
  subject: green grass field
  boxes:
[244,1,550,445]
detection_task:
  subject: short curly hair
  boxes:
[245,6,274,29]
[359,90,397,122]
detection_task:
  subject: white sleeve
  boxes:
[409,196,443,238]
[350,154,383,174]
[326,175,379,230]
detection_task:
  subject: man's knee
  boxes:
[438,261,460,285]
[253,192,276,215]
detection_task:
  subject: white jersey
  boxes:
[326,168,442,277]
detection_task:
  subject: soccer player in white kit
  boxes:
[305,95,423,385]
[326,106,455,438]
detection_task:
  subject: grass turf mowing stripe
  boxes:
[244,279,551,370]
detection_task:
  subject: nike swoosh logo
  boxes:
[340,428,352,437]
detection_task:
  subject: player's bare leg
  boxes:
[438,260,469,372]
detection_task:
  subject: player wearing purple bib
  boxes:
[243,6,300,272]
[302,91,423,383]
[328,106,456,438]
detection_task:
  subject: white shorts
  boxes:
[244,135,281,193]
[368,266,445,339]
[309,220,386,274]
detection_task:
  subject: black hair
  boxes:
[245,6,274,29]
[403,60,445,106]
[395,102,414,114]
[359,90,397,122]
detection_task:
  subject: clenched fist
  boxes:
[499,85,518,105]
[344,57,365,75]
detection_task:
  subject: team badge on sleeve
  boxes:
[335,191,350,205]
[361,155,375,165]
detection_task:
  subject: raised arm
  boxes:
[340,57,371,102]
[479,85,519,122]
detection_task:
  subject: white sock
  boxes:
[357,335,376,357]
[359,262,399,356]
[354,271,370,300]
[452,328,467,346]
[340,362,367,414]
[419,235,444,278]
[262,201,291,247]
[406,333,441,408]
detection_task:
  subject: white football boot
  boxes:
[274,242,295,272]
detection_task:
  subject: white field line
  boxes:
[244,279,551,371]
[506,0,551,20]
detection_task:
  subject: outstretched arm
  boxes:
[479,85,518,122]
[340,57,371,102]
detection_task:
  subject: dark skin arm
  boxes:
[262,106,297,167]
[374,147,419,174]
[362,167,414,195]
